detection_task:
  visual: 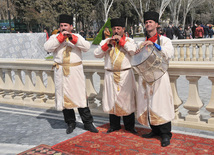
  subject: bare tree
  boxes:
[129,0,171,23]
[100,0,114,22]
[159,0,172,19]
[182,0,206,28]
[169,0,182,26]
[128,0,148,23]
[145,0,151,11]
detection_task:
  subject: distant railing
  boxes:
[0,59,214,131]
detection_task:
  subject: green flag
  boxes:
[92,18,112,45]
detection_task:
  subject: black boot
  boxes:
[66,123,76,134]
[84,123,99,133]
[142,131,157,138]
[161,134,171,147]
[107,126,121,133]
[126,128,138,134]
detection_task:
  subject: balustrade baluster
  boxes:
[204,43,210,61]
[96,72,105,111]
[23,70,35,104]
[13,69,24,104]
[44,70,55,105]
[183,76,203,122]
[0,68,5,99]
[173,45,178,61]
[192,44,197,61]
[185,44,190,61]
[33,70,46,104]
[3,69,14,101]
[170,75,182,120]
[212,43,214,61]
[206,77,214,124]
[198,44,203,61]
[179,45,184,61]
[85,72,97,108]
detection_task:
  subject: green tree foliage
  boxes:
[8,0,214,34]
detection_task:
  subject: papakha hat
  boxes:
[59,14,73,25]
[111,18,125,28]
[144,11,159,23]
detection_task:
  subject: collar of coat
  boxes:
[146,32,160,43]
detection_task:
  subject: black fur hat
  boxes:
[111,18,125,27]
[144,11,159,23]
[59,14,73,25]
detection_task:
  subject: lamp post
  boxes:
[6,0,12,33]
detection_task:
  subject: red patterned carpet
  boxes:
[17,144,66,155]
[51,124,214,154]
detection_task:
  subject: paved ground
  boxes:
[0,103,214,155]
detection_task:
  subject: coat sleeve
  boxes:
[123,38,137,56]
[44,34,61,53]
[161,36,174,60]
[94,39,111,58]
[73,34,91,52]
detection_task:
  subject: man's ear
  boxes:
[155,23,159,28]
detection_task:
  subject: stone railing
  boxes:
[0,59,214,131]
[172,38,214,61]
[0,59,55,108]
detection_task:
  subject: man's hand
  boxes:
[141,40,153,47]
[106,38,115,48]
[62,31,72,38]
[113,35,121,43]
[135,40,153,55]
[135,48,141,55]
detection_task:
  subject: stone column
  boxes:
[191,44,197,61]
[206,77,214,124]
[179,45,184,61]
[198,44,203,61]
[33,70,46,104]
[183,76,203,122]
[173,45,178,61]
[185,44,190,61]
[96,72,105,111]
[3,69,14,101]
[0,69,5,100]
[85,72,97,108]
[13,69,24,104]
[204,43,210,61]
[23,70,35,104]
[45,70,55,105]
[212,43,214,61]
[170,75,182,120]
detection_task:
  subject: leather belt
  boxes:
[106,68,131,72]
[52,61,82,76]
[52,61,82,69]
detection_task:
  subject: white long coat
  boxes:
[94,36,137,116]
[44,33,90,111]
[136,35,175,126]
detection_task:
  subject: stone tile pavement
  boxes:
[0,103,214,155]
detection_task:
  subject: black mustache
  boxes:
[62,29,66,32]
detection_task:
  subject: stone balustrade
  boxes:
[0,58,214,131]
[172,38,214,61]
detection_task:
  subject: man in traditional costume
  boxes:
[136,11,175,147]
[44,14,98,134]
[94,18,137,134]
